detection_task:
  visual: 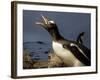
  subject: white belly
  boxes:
[52,42,84,67]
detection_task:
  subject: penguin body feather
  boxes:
[52,41,84,66]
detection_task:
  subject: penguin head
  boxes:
[36,15,57,31]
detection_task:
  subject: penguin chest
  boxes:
[52,42,84,66]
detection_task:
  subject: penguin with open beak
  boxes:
[36,15,91,67]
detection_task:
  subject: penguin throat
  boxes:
[48,27,64,41]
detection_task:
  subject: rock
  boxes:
[48,53,65,67]
[44,51,48,54]
[29,52,35,57]
[37,41,44,44]
[23,50,33,69]
[32,61,49,68]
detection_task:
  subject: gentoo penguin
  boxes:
[36,15,91,67]
[77,32,85,44]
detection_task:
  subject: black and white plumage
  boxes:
[36,15,91,67]
[63,43,90,66]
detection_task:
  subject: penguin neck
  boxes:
[48,27,64,42]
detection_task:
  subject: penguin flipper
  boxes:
[63,43,90,66]
[76,32,85,44]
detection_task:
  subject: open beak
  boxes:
[36,15,50,28]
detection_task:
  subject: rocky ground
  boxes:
[23,50,66,69]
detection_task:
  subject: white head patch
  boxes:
[49,20,55,24]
